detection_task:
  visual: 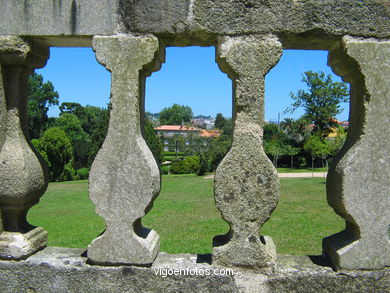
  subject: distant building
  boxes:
[155,125,220,151]
[154,125,201,138]
[191,118,215,129]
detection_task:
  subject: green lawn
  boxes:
[28,175,344,255]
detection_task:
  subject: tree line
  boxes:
[153,71,348,175]
[27,70,349,180]
[28,73,109,181]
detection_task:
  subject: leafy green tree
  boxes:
[144,118,164,164]
[263,122,292,167]
[220,118,233,137]
[59,102,84,117]
[286,71,349,135]
[55,113,90,169]
[304,134,330,173]
[85,105,110,166]
[263,123,279,142]
[34,127,73,181]
[280,118,305,141]
[58,102,110,167]
[27,73,59,139]
[264,138,287,168]
[159,104,193,125]
[168,134,187,157]
[170,156,200,174]
[327,127,347,157]
[197,154,208,176]
[187,136,211,154]
[284,145,301,167]
[208,135,232,171]
[214,113,226,129]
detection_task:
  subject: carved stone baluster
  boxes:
[323,36,390,270]
[87,34,163,266]
[213,35,282,269]
[0,36,49,260]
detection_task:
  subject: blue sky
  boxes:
[38,46,349,123]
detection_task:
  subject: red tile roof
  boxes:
[200,129,221,138]
[155,125,200,132]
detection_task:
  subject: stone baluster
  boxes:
[0,36,49,260]
[213,35,282,269]
[87,34,163,266]
[323,36,390,270]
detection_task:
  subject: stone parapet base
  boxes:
[0,247,388,292]
[0,227,47,260]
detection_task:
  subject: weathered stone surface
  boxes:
[0,1,389,47]
[0,36,49,260]
[213,35,281,269]
[0,227,47,260]
[0,247,388,292]
[122,0,390,46]
[0,0,118,36]
[192,0,390,45]
[324,36,390,270]
[87,34,163,266]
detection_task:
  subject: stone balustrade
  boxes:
[0,1,389,292]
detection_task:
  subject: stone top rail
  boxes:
[0,0,389,48]
[0,1,389,292]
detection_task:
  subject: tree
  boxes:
[327,126,347,157]
[208,135,232,171]
[286,71,349,135]
[59,102,85,116]
[58,102,110,167]
[33,127,73,181]
[264,138,287,168]
[284,145,301,167]
[221,118,233,137]
[159,104,193,125]
[168,134,186,157]
[84,105,110,167]
[144,118,164,164]
[214,113,226,129]
[55,113,90,169]
[263,123,279,142]
[304,134,330,174]
[27,73,59,139]
[197,154,208,176]
[280,117,310,144]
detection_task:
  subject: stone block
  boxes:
[0,36,49,260]
[213,34,282,269]
[0,227,47,260]
[324,36,390,270]
[87,34,163,266]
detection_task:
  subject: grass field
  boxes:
[28,175,344,256]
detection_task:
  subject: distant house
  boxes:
[155,125,220,151]
[191,118,216,129]
[199,129,221,138]
[307,119,349,134]
[154,125,201,138]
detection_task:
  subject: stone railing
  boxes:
[0,1,389,292]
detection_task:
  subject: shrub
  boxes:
[37,127,73,181]
[164,155,180,161]
[163,151,185,156]
[161,165,170,175]
[197,155,208,176]
[170,156,200,174]
[62,163,76,181]
[77,168,90,180]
